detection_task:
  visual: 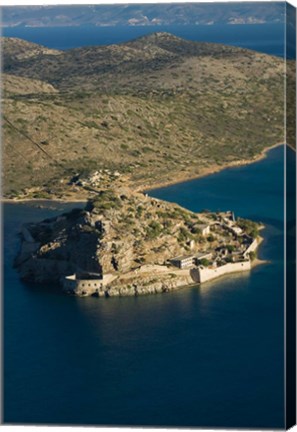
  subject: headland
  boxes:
[14,185,263,297]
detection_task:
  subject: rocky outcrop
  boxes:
[18,257,73,284]
[15,187,213,288]
[106,273,194,297]
[63,272,194,297]
[14,187,259,296]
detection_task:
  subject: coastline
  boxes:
[1,197,88,205]
[143,142,284,192]
[251,235,269,268]
[11,189,267,297]
[1,142,283,204]
[252,257,269,267]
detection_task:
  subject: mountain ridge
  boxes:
[2,32,281,90]
[2,3,285,27]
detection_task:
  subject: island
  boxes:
[3,32,275,296]
[14,183,262,297]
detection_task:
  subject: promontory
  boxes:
[14,185,261,297]
[2,32,286,200]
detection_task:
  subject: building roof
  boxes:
[171,254,195,261]
[196,251,212,259]
[171,251,212,261]
[76,271,102,280]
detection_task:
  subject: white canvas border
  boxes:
[1,0,296,5]
[0,1,296,432]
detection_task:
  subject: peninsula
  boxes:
[14,185,261,297]
[2,32,285,199]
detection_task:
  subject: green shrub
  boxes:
[199,258,210,267]
[146,221,162,239]
[136,206,143,217]
[249,251,257,261]
[237,218,259,238]
[87,190,122,212]
[178,227,189,243]
[225,256,233,263]
[191,226,202,234]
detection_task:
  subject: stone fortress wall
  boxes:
[63,273,116,296]
[243,238,259,258]
[63,259,253,296]
[191,260,251,284]
[62,233,260,296]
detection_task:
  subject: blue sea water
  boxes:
[3,23,285,57]
[2,23,288,428]
[3,146,285,428]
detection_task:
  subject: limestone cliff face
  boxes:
[106,273,194,297]
[65,272,195,297]
[14,188,211,286]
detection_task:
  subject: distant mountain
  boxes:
[1,3,284,28]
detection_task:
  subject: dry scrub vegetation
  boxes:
[2,32,285,196]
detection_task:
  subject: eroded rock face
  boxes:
[14,187,228,292]
[67,273,195,298]
[106,273,194,297]
[15,214,104,283]
[18,257,73,284]
[14,186,260,296]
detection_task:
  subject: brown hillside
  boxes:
[2,33,285,197]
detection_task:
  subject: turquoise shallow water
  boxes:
[3,146,285,428]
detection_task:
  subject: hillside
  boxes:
[2,33,285,197]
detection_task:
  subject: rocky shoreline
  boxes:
[65,273,196,297]
[13,187,263,298]
[2,144,283,204]
[142,142,284,192]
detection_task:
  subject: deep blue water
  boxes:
[3,23,285,57]
[3,22,288,428]
[3,146,285,428]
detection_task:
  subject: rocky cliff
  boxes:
[14,187,215,290]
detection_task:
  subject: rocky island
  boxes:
[4,33,270,296]
[14,185,261,297]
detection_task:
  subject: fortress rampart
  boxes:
[243,238,259,258]
[63,273,116,296]
[194,260,251,284]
